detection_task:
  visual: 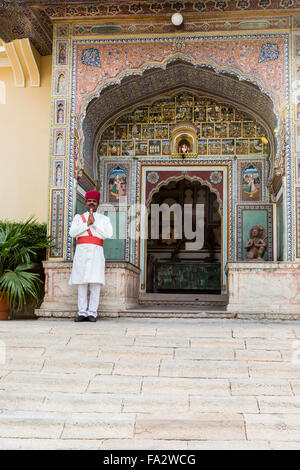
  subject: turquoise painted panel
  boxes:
[277,199,284,261]
[76,199,85,215]
[242,210,268,260]
[103,210,126,260]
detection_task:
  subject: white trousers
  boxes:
[77,283,101,318]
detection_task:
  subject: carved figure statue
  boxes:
[244,225,267,261]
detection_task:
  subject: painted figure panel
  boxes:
[240,163,262,202]
[108,166,127,202]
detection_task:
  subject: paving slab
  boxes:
[245,414,300,441]
[135,412,246,440]
[141,377,231,396]
[230,379,293,396]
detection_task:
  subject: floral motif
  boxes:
[66,7,77,15]
[150,3,162,12]
[172,2,184,11]
[210,171,223,184]
[258,43,279,63]
[236,0,250,9]
[88,6,99,14]
[130,3,142,13]
[194,1,206,11]
[108,5,120,14]
[280,0,293,7]
[45,7,55,15]
[147,171,160,184]
[258,0,271,7]
[81,48,101,67]
[215,0,228,10]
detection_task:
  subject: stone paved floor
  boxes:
[1,317,300,449]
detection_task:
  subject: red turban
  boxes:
[85,190,100,201]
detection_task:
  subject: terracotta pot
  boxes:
[0,294,10,321]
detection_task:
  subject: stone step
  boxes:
[138,293,228,307]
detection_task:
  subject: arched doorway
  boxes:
[146,178,221,294]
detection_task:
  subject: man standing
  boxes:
[69,190,113,322]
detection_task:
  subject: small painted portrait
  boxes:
[55,100,66,125]
[102,126,115,140]
[236,139,249,155]
[249,139,263,154]
[297,158,300,182]
[163,108,175,122]
[108,141,121,156]
[295,64,300,89]
[221,106,234,121]
[176,93,194,106]
[149,140,161,155]
[57,41,67,65]
[135,140,148,156]
[241,164,261,201]
[222,139,235,155]
[208,139,221,155]
[229,122,242,138]
[108,166,127,202]
[176,107,192,121]
[198,139,207,155]
[120,113,134,124]
[178,139,191,154]
[122,140,134,156]
[296,126,300,153]
[98,141,108,157]
[207,105,220,122]
[162,140,171,155]
[295,96,300,121]
[243,122,256,138]
[128,124,141,140]
[149,108,162,123]
[155,124,169,139]
[115,125,128,140]
[53,161,64,187]
[295,35,300,59]
[142,124,155,139]
[56,71,66,95]
[53,129,65,156]
[194,107,206,122]
[215,122,228,138]
[135,108,148,123]
[202,123,214,138]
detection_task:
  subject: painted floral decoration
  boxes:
[147,172,160,184]
[210,171,223,184]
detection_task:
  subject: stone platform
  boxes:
[1,318,300,449]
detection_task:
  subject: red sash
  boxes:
[77,214,103,247]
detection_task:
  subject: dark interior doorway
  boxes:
[146,178,222,294]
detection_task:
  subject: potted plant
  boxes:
[0,218,51,320]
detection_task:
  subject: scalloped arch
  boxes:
[78,57,279,179]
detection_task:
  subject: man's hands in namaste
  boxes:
[87,208,95,226]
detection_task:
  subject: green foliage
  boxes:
[0,218,51,312]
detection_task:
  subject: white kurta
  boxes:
[69,211,113,285]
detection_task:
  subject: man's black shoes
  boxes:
[74,315,88,322]
[88,316,97,322]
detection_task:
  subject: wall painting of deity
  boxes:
[53,129,66,156]
[296,158,300,183]
[52,160,65,187]
[55,70,67,96]
[296,126,300,154]
[56,40,68,66]
[102,161,131,204]
[108,166,127,202]
[55,99,66,125]
[294,34,300,59]
[295,94,300,121]
[239,162,262,202]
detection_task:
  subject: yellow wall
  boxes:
[0,55,51,223]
